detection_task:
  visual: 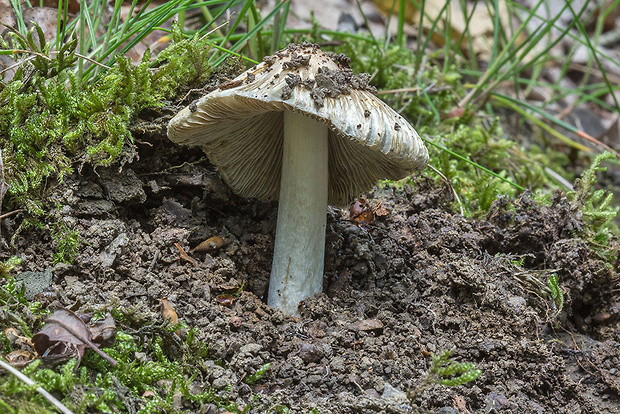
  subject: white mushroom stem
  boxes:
[269,110,329,316]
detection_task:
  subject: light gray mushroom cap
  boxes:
[167,43,429,205]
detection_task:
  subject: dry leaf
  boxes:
[349,198,374,223]
[3,327,33,348]
[353,319,384,333]
[160,298,178,325]
[374,204,388,217]
[32,309,91,354]
[32,308,117,366]
[191,236,228,253]
[89,314,117,348]
[4,350,35,365]
[160,298,181,336]
[216,294,235,307]
[349,198,386,224]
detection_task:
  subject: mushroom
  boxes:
[167,43,428,316]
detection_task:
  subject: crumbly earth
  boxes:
[2,107,620,413]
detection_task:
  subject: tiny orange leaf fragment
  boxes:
[160,298,178,325]
[160,298,182,336]
[216,294,235,306]
[174,243,197,266]
[441,106,467,121]
[349,198,386,225]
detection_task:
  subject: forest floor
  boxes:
[1,0,620,412]
[4,109,619,412]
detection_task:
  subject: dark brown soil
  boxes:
[2,108,620,413]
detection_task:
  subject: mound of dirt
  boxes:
[2,115,619,413]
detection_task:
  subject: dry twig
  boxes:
[0,359,74,414]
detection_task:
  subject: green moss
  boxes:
[51,219,82,265]
[0,310,250,414]
[0,22,216,216]
[152,22,219,95]
[408,348,481,401]
[547,273,564,316]
[566,152,619,262]
[569,152,619,242]
[0,256,22,278]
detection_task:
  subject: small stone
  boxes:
[353,319,384,333]
[239,343,262,354]
[16,268,53,300]
[365,388,381,399]
[381,382,407,402]
[299,342,323,364]
[98,233,129,268]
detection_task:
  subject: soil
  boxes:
[2,103,620,413]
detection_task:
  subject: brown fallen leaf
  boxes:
[32,308,117,366]
[3,350,35,365]
[373,202,388,218]
[160,298,178,324]
[191,236,228,253]
[349,198,386,225]
[174,243,197,266]
[89,314,117,348]
[349,198,371,223]
[353,319,384,333]
[3,327,33,348]
[441,106,467,121]
[3,327,18,339]
[160,298,181,336]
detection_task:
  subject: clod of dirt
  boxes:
[98,167,146,205]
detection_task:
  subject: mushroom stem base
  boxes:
[269,111,329,316]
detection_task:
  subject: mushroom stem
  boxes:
[269,111,329,316]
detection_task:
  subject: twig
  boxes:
[0,359,74,414]
[71,52,112,70]
[0,210,23,220]
[544,167,574,191]
[0,55,37,75]
[199,20,230,41]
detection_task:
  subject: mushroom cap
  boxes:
[167,43,428,205]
